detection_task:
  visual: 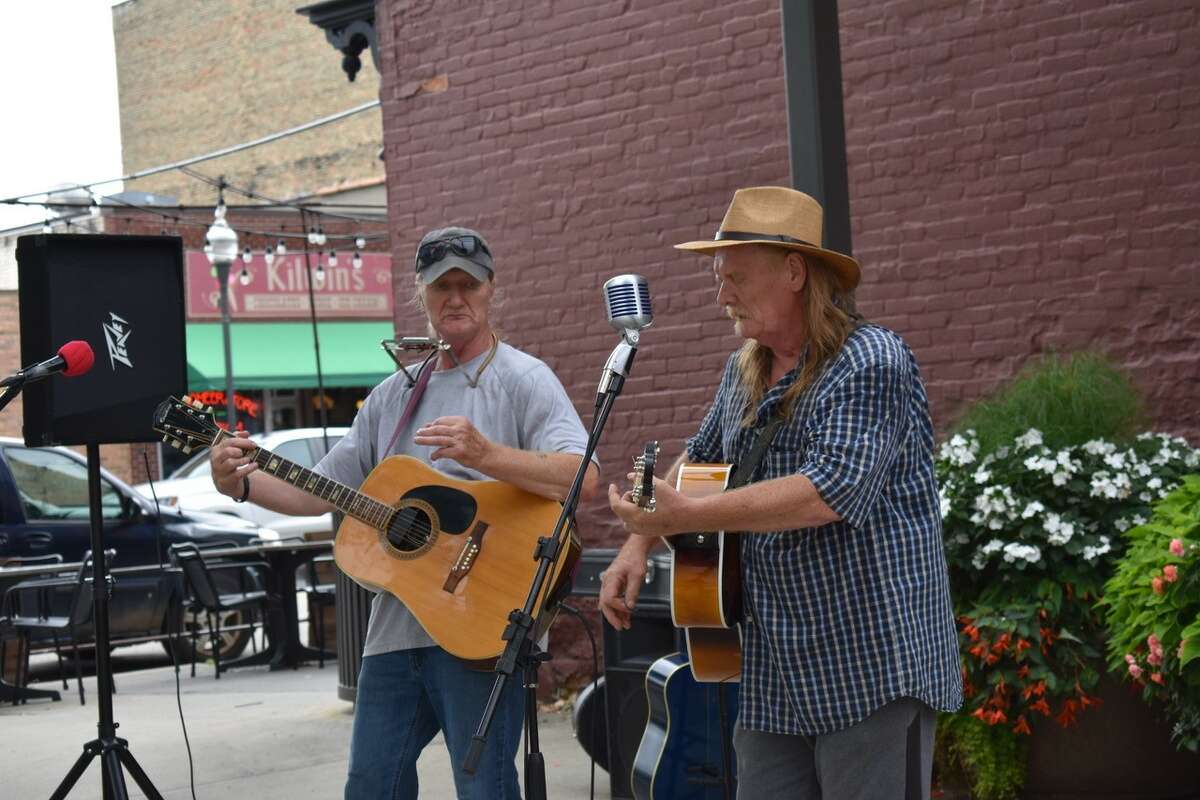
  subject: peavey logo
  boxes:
[102,312,133,370]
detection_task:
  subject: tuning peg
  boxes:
[170,440,181,449]
[161,435,169,443]
[192,398,204,409]
[205,406,213,414]
[182,446,192,454]
[182,394,191,404]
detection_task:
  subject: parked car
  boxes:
[135,427,349,539]
[0,437,278,661]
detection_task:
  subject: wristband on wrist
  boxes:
[233,475,251,503]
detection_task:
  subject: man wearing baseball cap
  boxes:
[210,225,599,798]
[600,187,962,798]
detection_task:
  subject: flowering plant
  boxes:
[1101,474,1200,752]
[938,429,1199,738]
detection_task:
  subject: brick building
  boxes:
[364,0,1199,684]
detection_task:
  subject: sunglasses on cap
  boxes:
[415,235,491,272]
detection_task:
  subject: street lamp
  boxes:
[205,203,239,431]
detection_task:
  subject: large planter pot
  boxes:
[1024,675,1200,799]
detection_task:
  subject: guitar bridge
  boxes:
[443,521,489,593]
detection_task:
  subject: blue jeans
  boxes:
[345,647,525,799]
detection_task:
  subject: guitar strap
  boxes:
[729,415,786,490]
[384,355,437,457]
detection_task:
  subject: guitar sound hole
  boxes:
[386,507,432,552]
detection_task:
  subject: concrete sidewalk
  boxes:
[0,655,608,799]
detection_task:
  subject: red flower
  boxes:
[1012,716,1032,735]
[1055,699,1079,727]
[1030,698,1052,717]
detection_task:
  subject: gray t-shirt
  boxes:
[313,340,593,656]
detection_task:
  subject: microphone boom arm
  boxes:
[596,328,639,404]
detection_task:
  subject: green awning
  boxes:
[186,321,397,391]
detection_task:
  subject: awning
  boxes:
[186,321,397,391]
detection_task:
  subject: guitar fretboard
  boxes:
[245,441,394,530]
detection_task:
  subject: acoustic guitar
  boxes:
[631,444,742,682]
[153,395,580,662]
[630,651,738,800]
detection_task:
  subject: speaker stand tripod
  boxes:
[50,444,164,800]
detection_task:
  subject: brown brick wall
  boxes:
[111,0,385,205]
[840,0,1200,440]
[376,0,1199,684]
[0,291,21,440]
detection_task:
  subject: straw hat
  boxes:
[675,186,860,290]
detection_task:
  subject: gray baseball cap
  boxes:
[414,226,495,284]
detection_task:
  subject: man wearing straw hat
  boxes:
[599,187,962,798]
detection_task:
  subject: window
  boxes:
[273,439,316,468]
[3,446,125,521]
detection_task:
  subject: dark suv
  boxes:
[0,437,274,660]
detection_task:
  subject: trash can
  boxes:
[335,567,372,702]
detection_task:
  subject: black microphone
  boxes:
[597,275,652,404]
[0,340,95,388]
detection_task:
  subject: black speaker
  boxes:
[602,606,684,800]
[16,234,187,446]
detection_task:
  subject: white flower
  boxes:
[940,433,979,467]
[1104,451,1127,470]
[1147,477,1163,490]
[1015,428,1044,450]
[972,552,988,570]
[982,539,1004,554]
[1052,471,1071,486]
[939,491,952,520]
[1083,439,1116,456]
[1131,514,1147,526]
[1002,542,1042,563]
[1082,536,1112,561]
[1047,520,1075,546]
[1021,501,1045,519]
[973,468,992,484]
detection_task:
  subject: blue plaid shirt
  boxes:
[686,324,962,735]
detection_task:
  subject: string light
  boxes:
[307,227,318,245]
[89,197,101,218]
[352,250,362,269]
[328,250,338,268]
[264,247,275,267]
[239,265,252,285]
[276,239,287,256]
[355,236,366,250]
[242,246,252,264]
[42,219,52,234]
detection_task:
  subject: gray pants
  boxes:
[733,697,936,800]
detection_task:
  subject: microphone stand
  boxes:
[462,329,639,797]
[0,375,24,414]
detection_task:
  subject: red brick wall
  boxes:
[0,292,21,440]
[375,0,1198,685]
[840,0,1200,441]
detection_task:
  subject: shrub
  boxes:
[951,352,1143,455]
[1102,475,1200,752]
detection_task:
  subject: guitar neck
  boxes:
[215,430,392,530]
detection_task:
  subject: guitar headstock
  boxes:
[629,440,659,511]
[152,395,223,455]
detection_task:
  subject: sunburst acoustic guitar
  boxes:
[630,442,741,683]
[153,395,580,662]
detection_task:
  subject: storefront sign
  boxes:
[185,251,394,320]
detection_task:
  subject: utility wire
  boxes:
[0,99,381,205]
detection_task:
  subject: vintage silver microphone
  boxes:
[597,274,653,403]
